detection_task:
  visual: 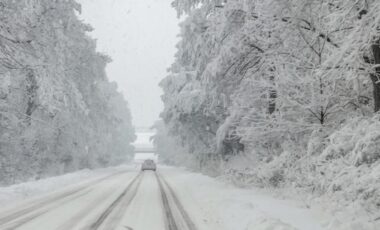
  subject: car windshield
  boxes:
[0,1,377,230]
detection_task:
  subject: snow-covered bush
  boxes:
[222,115,380,225]
[322,115,380,166]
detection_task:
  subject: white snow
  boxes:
[160,166,327,230]
[0,165,133,209]
[0,165,376,230]
[120,172,166,229]
[133,132,155,149]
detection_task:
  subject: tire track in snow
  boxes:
[160,173,198,230]
[155,172,198,230]
[57,172,141,230]
[87,172,143,230]
[156,172,178,230]
[97,172,144,230]
[2,189,92,230]
[0,170,129,229]
[0,186,87,226]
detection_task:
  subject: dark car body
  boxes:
[141,159,157,171]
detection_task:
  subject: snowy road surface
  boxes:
[0,166,327,230]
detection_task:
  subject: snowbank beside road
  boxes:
[221,116,380,230]
[161,167,326,230]
[0,165,134,208]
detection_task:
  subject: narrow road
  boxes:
[0,170,199,230]
[0,167,328,230]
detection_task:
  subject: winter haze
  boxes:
[78,0,179,128]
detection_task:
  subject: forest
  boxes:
[0,0,135,185]
[156,0,380,216]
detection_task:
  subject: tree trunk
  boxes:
[371,42,380,112]
[268,73,277,114]
[25,70,38,123]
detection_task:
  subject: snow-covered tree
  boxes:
[0,0,135,184]
[160,0,380,174]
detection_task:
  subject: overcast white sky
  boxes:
[77,0,179,128]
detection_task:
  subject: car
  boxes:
[141,159,157,171]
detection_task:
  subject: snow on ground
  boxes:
[0,165,375,230]
[120,171,166,229]
[161,166,327,230]
[0,165,135,208]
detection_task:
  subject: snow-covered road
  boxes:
[0,166,327,230]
